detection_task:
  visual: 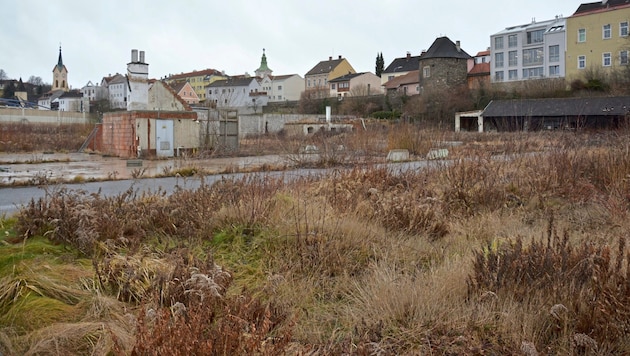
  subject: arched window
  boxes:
[55,80,58,87]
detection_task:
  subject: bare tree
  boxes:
[0,69,8,80]
[27,76,44,86]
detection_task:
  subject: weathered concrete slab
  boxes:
[387,149,410,162]
[426,148,449,160]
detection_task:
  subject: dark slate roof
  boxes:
[383,54,421,73]
[482,96,630,117]
[420,37,472,60]
[305,58,345,76]
[328,72,365,82]
[574,0,630,15]
[60,90,84,99]
[206,77,255,88]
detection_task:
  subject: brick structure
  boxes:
[99,111,197,158]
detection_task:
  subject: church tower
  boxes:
[52,46,69,92]
[255,48,273,78]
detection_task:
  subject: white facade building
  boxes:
[490,17,566,83]
[206,77,268,112]
[260,74,305,102]
[81,81,108,101]
[107,74,128,109]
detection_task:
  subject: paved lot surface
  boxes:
[0,152,285,184]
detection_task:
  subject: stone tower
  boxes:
[51,46,69,92]
[255,48,273,78]
[127,49,149,111]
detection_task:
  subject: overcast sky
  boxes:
[3,0,580,89]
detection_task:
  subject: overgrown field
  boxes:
[2,129,630,355]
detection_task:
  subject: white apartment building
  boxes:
[490,16,566,83]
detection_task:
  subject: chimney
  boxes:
[329,56,332,61]
[131,49,138,63]
[456,41,461,52]
[139,51,145,63]
[406,51,411,59]
[338,55,342,59]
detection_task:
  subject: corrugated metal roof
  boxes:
[482,96,630,117]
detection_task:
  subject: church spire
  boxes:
[57,45,64,70]
[255,48,272,78]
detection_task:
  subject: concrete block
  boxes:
[426,148,449,160]
[126,159,143,167]
[386,149,410,162]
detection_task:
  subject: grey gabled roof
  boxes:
[305,58,345,76]
[420,37,471,60]
[328,72,365,82]
[206,77,255,88]
[383,54,421,73]
[482,96,630,117]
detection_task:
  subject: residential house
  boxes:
[167,68,227,102]
[169,81,199,105]
[383,70,420,96]
[37,90,64,110]
[81,80,108,102]
[304,55,355,97]
[418,37,472,93]
[565,0,630,81]
[490,16,566,83]
[58,90,86,112]
[260,74,305,102]
[381,52,421,87]
[329,72,383,99]
[205,76,268,113]
[148,80,193,111]
[468,50,491,89]
[107,74,128,109]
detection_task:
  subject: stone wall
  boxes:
[0,107,94,124]
[419,58,469,92]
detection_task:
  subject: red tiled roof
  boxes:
[468,63,491,76]
[384,70,419,89]
[475,50,490,57]
[168,68,223,80]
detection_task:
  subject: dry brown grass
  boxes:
[0,123,94,152]
[5,128,630,354]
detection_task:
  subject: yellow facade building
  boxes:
[566,0,630,81]
[166,69,227,102]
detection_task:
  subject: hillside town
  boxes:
[1,0,630,157]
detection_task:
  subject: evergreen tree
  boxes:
[17,77,26,91]
[2,80,15,99]
[375,52,385,77]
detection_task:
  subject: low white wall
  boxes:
[0,107,93,124]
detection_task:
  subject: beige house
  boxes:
[148,80,193,111]
[304,55,355,97]
[329,72,383,99]
[383,70,420,95]
[260,74,305,102]
[169,81,200,105]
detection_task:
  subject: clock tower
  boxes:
[52,46,69,92]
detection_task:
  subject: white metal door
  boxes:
[156,120,174,157]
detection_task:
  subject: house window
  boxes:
[508,51,518,66]
[494,71,504,82]
[508,34,518,48]
[423,66,431,78]
[549,45,560,62]
[578,55,586,69]
[621,50,629,65]
[495,52,504,68]
[621,21,629,37]
[278,85,282,90]
[494,36,504,49]
[549,65,560,76]
[522,47,544,65]
[526,29,544,44]
[508,69,518,80]
[603,24,612,39]
[331,83,336,89]
[578,28,586,42]
[307,80,311,87]
[388,75,394,81]
[603,52,612,66]
[522,67,543,79]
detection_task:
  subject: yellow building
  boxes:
[566,0,630,81]
[166,69,227,102]
[304,55,356,97]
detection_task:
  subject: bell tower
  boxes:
[52,46,69,92]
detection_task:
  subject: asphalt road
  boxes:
[0,160,437,217]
